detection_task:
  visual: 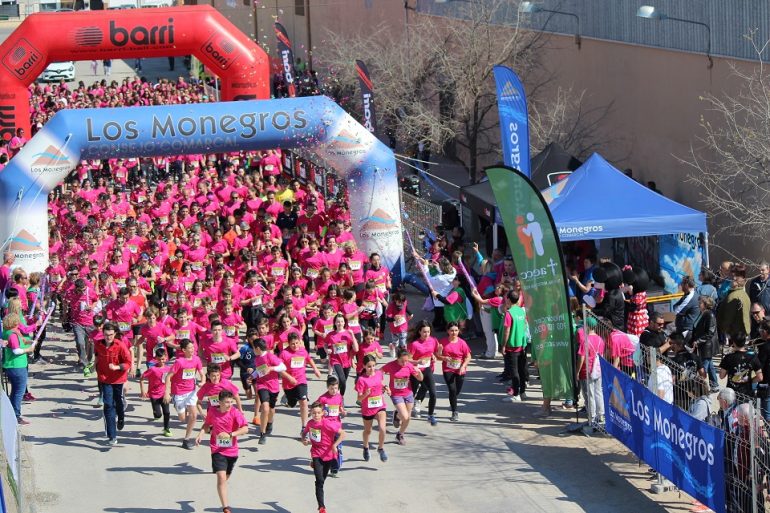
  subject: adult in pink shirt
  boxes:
[341,243,367,287]
[354,354,388,463]
[322,237,343,272]
[437,322,471,422]
[105,288,142,340]
[382,349,423,445]
[365,253,391,295]
[301,240,328,281]
[138,306,174,366]
[259,149,282,177]
[0,251,13,294]
[194,389,248,513]
[200,322,240,380]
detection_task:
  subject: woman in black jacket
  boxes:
[690,296,719,392]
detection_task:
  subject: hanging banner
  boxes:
[493,65,531,177]
[659,233,707,293]
[355,59,377,134]
[274,22,297,97]
[600,359,725,513]
[487,165,573,399]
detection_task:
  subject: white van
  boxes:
[40,61,75,82]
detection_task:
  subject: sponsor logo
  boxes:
[201,35,238,70]
[609,376,630,420]
[30,144,72,175]
[0,105,16,141]
[73,26,104,47]
[500,80,520,101]
[558,225,604,237]
[515,212,544,259]
[9,229,42,252]
[280,49,294,85]
[110,18,175,47]
[2,38,44,80]
[359,208,400,241]
[327,129,367,157]
[362,92,374,133]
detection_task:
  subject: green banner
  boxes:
[487,166,574,400]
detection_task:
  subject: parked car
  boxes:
[40,61,75,82]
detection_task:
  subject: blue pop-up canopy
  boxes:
[541,153,707,241]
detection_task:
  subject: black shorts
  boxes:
[362,408,386,421]
[285,384,308,407]
[211,453,238,475]
[257,389,279,408]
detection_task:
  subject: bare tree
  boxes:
[318,1,547,183]
[684,35,770,257]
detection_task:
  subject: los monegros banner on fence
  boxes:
[600,359,725,513]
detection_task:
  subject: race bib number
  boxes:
[263,164,275,171]
[349,261,361,271]
[167,292,177,302]
[127,244,138,254]
[393,315,406,327]
[117,321,131,333]
[182,368,196,380]
[115,279,126,288]
[376,283,387,293]
[309,428,321,443]
[208,395,220,407]
[394,378,409,390]
[326,404,340,418]
[159,216,169,224]
[192,298,202,308]
[271,267,284,277]
[446,358,461,370]
[216,434,232,448]
[176,330,190,340]
[190,262,203,271]
[291,356,305,369]
[362,301,375,312]
[348,318,359,328]
[419,358,431,369]
[80,301,89,312]
[211,353,227,364]
[323,324,333,335]
[306,268,319,279]
[367,395,383,409]
[334,343,347,355]
[255,364,269,378]
[251,296,262,306]
[225,326,236,337]
[184,281,193,291]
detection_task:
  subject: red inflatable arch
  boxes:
[0,5,270,140]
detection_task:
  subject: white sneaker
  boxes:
[389,344,396,359]
[413,401,422,416]
[502,395,521,402]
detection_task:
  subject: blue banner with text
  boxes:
[601,359,725,513]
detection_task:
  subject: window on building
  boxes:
[295,0,304,16]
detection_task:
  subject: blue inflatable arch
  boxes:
[0,97,403,275]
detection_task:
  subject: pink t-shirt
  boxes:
[355,371,387,416]
[408,337,439,372]
[169,355,202,395]
[251,352,283,393]
[279,347,312,389]
[141,322,174,364]
[302,417,339,461]
[201,338,238,380]
[205,406,247,457]
[381,360,420,397]
[326,330,356,368]
[196,379,239,409]
[439,338,471,375]
[141,364,170,399]
[316,391,344,426]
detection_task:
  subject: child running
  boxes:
[407,320,439,425]
[195,390,249,513]
[302,401,345,513]
[315,375,346,477]
[279,332,321,437]
[250,337,294,444]
[197,363,243,414]
[164,339,204,449]
[139,347,173,437]
[382,348,423,445]
[437,321,472,422]
[354,354,388,462]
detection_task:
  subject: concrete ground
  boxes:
[18,302,693,513]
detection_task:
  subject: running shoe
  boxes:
[506,387,514,396]
[318,508,327,513]
[117,417,125,431]
[450,411,459,422]
[502,396,519,403]
[95,395,104,407]
[389,344,396,359]
[17,417,30,426]
[266,422,273,435]
[428,415,438,426]
[162,429,172,437]
[393,411,400,429]
[259,434,267,445]
[108,438,118,446]
[363,447,370,462]
[251,416,261,426]
[23,392,36,402]
[329,469,339,478]
[181,439,192,450]
[396,433,406,446]
[378,448,388,462]
[413,401,422,416]
[280,394,288,407]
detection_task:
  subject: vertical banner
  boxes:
[659,233,707,293]
[355,59,377,134]
[274,22,297,97]
[493,65,531,178]
[487,166,573,399]
[601,360,725,513]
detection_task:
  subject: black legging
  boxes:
[411,367,436,415]
[312,457,333,508]
[442,372,465,413]
[150,397,170,430]
[508,350,528,396]
[332,364,351,398]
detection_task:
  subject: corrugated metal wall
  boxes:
[420,0,770,61]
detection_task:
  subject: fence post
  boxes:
[752,398,759,513]
[581,305,590,428]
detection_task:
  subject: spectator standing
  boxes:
[749,261,770,313]
[717,264,751,344]
[690,296,720,392]
[673,276,699,336]
[719,334,762,400]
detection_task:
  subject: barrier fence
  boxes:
[400,190,443,272]
[580,307,770,513]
